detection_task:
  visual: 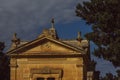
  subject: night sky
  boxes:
[0,0,117,76]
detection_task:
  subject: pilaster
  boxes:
[10,58,18,80]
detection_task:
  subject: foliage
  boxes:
[76,0,120,67]
[0,42,5,53]
[99,71,120,80]
[0,42,10,80]
[101,73,115,80]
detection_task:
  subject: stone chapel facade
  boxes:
[7,19,95,80]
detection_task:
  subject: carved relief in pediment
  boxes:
[23,41,77,54]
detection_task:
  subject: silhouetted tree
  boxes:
[76,0,120,67]
[100,72,119,80]
[76,0,120,79]
[94,71,100,80]
[0,42,10,80]
[116,70,120,80]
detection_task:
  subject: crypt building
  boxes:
[7,19,95,80]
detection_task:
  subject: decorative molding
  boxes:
[30,67,63,78]
[9,64,18,68]
[44,43,51,49]
[10,58,18,68]
[76,64,84,67]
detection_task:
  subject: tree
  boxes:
[0,42,5,54]
[76,0,120,67]
[101,73,114,80]
[99,72,120,80]
[0,42,10,80]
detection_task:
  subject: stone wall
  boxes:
[10,57,85,80]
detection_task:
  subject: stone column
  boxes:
[10,58,18,80]
[87,71,94,80]
[76,64,84,80]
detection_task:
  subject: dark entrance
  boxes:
[47,77,55,80]
[37,77,44,80]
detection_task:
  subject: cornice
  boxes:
[7,37,85,55]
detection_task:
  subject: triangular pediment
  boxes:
[24,41,77,54]
[7,37,84,55]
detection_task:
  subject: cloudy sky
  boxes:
[0,0,87,41]
[0,0,117,76]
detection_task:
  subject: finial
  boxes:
[11,33,20,47]
[78,32,81,38]
[13,33,17,40]
[51,18,54,23]
[77,32,82,41]
[51,18,54,28]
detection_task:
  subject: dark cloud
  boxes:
[0,0,89,48]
